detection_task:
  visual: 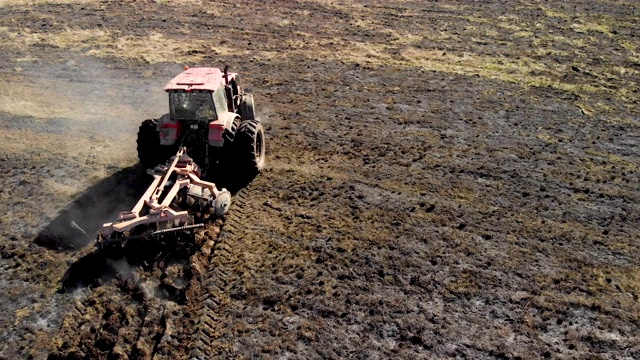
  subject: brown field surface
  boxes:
[0,0,638,359]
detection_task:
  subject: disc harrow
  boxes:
[97,146,231,250]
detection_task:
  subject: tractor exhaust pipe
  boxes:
[223,64,229,85]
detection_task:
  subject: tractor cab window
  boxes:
[213,84,229,114]
[169,91,216,121]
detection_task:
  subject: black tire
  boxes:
[223,117,241,156]
[208,117,240,178]
[137,119,161,169]
[239,93,255,120]
[235,119,265,175]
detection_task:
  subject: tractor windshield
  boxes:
[169,91,216,121]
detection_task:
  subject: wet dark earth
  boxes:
[0,0,638,359]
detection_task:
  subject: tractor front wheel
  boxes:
[240,93,256,121]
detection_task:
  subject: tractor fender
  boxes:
[208,111,239,147]
[157,113,181,145]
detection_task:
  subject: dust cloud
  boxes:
[2,58,178,248]
[0,58,178,359]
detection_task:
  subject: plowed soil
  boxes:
[0,1,638,359]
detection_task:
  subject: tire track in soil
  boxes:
[50,276,175,360]
[130,303,167,359]
[49,229,220,359]
[189,183,252,359]
[48,179,251,359]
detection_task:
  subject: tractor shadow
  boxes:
[210,169,257,195]
[34,165,152,251]
[53,167,257,295]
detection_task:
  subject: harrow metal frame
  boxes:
[99,147,228,240]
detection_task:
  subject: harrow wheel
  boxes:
[96,230,128,256]
[213,191,231,216]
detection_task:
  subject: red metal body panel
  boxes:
[159,121,181,143]
[164,67,237,92]
[208,123,224,141]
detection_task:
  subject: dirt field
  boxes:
[0,0,638,359]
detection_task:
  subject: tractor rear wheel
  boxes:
[240,93,256,120]
[223,117,241,159]
[235,119,265,175]
[137,119,161,169]
[208,117,240,177]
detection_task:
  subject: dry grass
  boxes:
[0,26,239,64]
[0,0,90,6]
[570,21,613,36]
[0,67,162,125]
[0,74,83,119]
[0,5,636,121]
[0,94,39,118]
[332,42,608,96]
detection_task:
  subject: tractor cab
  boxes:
[160,67,240,162]
[165,66,238,121]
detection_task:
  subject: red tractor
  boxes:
[96,67,264,249]
[137,65,265,178]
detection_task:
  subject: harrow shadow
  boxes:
[59,250,114,291]
[34,165,152,251]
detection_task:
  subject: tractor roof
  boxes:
[164,67,236,92]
